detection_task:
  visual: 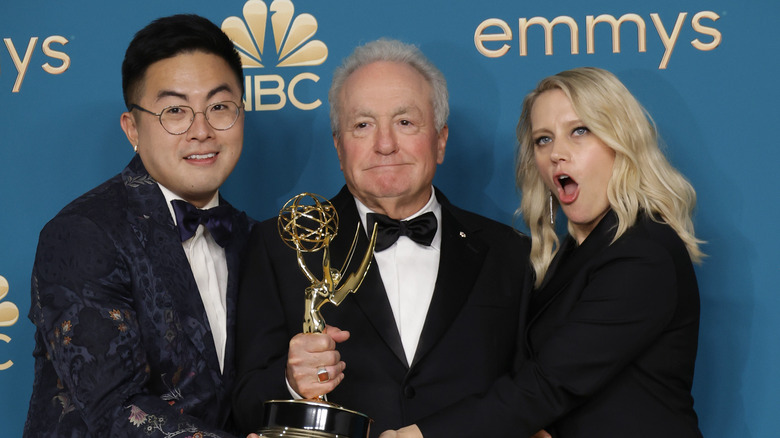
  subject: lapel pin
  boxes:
[459,231,466,238]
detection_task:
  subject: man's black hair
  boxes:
[121,14,244,108]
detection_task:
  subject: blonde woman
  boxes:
[382,67,704,437]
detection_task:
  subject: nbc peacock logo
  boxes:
[0,275,20,371]
[222,0,328,111]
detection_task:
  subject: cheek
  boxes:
[533,153,548,175]
[338,145,361,173]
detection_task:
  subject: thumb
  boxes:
[324,324,350,343]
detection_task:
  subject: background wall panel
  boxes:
[1,1,776,436]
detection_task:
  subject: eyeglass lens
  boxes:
[160,101,240,134]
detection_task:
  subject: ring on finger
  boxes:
[317,367,329,383]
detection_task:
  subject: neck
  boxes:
[570,208,611,245]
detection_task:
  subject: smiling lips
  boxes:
[185,152,218,161]
[556,174,579,204]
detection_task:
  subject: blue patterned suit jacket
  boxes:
[24,155,254,437]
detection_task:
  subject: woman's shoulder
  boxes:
[610,214,691,266]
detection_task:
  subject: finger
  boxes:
[303,360,347,397]
[324,325,351,343]
[314,357,347,383]
[289,346,342,370]
[289,332,337,354]
[319,359,346,382]
[317,366,330,383]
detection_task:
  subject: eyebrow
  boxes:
[155,83,235,102]
[351,105,421,119]
[531,117,584,135]
[394,105,420,117]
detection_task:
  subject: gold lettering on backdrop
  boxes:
[248,74,285,111]
[474,11,722,69]
[474,18,512,58]
[4,37,37,92]
[244,72,322,111]
[0,275,19,371]
[586,13,646,54]
[519,16,579,56]
[691,11,722,51]
[42,35,71,74]
[0,334,12,371]
[651,13,687,70]
[2,35,70,92]
[288,72,321,110]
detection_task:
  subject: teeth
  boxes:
[558,175,570,181]
[187,153,216,160]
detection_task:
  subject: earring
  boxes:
[548,192,555,225]
[133,144,138,153]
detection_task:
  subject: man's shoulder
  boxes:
[438,193,528,244]
[52,172,128,223]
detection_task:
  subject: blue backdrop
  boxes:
[1,1,778,436]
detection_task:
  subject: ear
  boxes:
[120,111,139,151]
[436,124,448,164]
[333,133,344,171]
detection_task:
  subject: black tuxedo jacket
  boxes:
[419,211,702,437]
[232,186,531,437]
[24,155,253,437]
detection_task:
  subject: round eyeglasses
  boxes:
[130,101,243,135]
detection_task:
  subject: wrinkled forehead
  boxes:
[340,61,434,116]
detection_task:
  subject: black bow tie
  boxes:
[366,211,437,252]
[171,199,234,248]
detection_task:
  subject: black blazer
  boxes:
[24,155,253,437]
[419,211,702,438]
[232,186,531,437]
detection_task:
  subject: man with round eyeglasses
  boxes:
[24,14,254,438]
[129,100,243,136]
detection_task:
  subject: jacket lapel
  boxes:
[330,187,408,367]
[411,189,486,368]
[219,196,252,423]
[122,156,222,375]
[528,210,619,325]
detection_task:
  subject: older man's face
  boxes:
[334,61,447,218]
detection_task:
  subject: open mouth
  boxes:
[556,174,579,203]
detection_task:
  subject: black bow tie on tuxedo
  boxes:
[366,211,437,252]
[171,199,234,248]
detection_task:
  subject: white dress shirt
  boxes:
[355,189,442,365]
[159,184,228,373]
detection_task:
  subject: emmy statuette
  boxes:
[258,193,377,438]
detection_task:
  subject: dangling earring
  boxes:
[133,144,138,153]
[548,192,555,225]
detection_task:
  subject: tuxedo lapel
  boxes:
[330,187,408,367]
[528,210,619,325]
[219,196,251,424]
[122,156,222,376]
[411,191,487,367]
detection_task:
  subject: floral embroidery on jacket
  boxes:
[127,404,223,437]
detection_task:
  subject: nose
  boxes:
[549,138,570,163]
[187,111,215,140]
[374,122,398,155]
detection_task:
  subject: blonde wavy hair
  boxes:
[516,67,704,287]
